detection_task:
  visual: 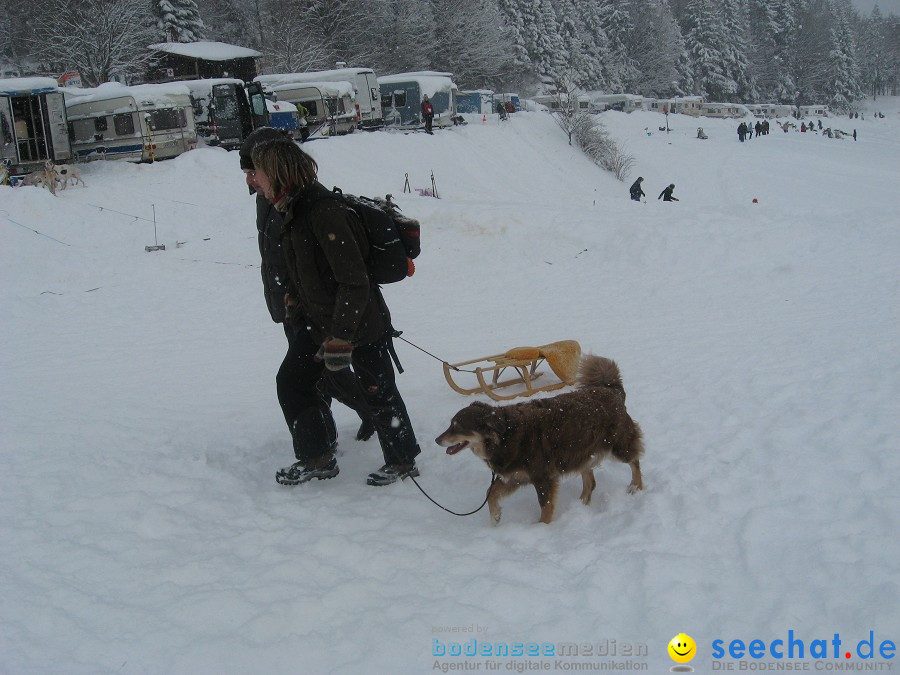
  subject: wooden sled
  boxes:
[443,340,581,401]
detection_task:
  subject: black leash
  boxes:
[407,472,498,517]
[393,332,478,373]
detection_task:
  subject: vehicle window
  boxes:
[114,113,135,136]
[393,90,406,107]
[70,119,96,142]
[304,101,319,117]
[147,108,185,131]
[94,116,108,132]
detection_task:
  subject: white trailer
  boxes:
[256,66,382,129]
[261,81,356,136]
[0,77,72,177]
[64,83,198,163]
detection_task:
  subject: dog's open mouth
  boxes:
[446,441,469,455]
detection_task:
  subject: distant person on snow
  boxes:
[421,95,434,134]
[738,122,747,142]
[629,176,645,201]
[658,184,679,202]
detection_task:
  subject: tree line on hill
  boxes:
[1,0,897,110]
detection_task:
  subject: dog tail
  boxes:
[577,355,626,398]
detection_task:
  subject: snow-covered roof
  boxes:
[378,72,457,99]
[0,76,59,95]
[256,68,373,86]
[266,81,354,98]
[265,99,298,113]
[148,41,262,61]
[63,82,192,107]
[171,78,245,96]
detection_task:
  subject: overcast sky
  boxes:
[851,0,899,16]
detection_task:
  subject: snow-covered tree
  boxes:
[720,0,756,101]
[625,0,693,97]
[29,0,157,85]
[746,0,795,101]
[598,0,635,91]
[824,0,862,110]
[683,0,735,99]
[150,0,206,43]
[571,0,613,91]
[428,0,512,88]
[368,0,435,75]
[788,0,832,106]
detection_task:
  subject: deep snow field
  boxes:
[1,98,898,674]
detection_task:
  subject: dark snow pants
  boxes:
[276,325,420,466]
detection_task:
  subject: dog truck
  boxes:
[255,66,382,129]
[378,71,458,130]
[0,77,72,179]
[177,78,257,149]
[63,82,198,162]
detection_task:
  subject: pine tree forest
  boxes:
[2,0,898,109]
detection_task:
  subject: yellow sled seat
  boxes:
[443,339,581,401]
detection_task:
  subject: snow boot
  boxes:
[366,462,419,486]
[276,456,339,486]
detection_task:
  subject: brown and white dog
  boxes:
[435,355,644,524]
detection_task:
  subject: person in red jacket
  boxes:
[421,95,434,134]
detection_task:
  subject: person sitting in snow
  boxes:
[658,184,679,202]
[629,176,645,201]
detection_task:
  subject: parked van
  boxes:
[261,81,356,136]
[64,83,197,162]
[264,98,306,140]
[587,93,644,112]
[456,90,494,115]
[799,104,828,118]
[379,71,457,129]
[700,102,750,118]
[177,78,256,149]
[256,66,382,129]
[0,77,72,176]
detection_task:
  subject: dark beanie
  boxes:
[239,127,288,170]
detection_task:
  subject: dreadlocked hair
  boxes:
[251,139,319,199]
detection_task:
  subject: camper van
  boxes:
[700,102,750,118]
[0,77,72,177]
[256,66,382,129]
[64,83,197,162]
[177,78,257,149]
[799,104,828,118]
[264,98,306,140]
[587,93,644,112]
[456,90,494,115]
[379,71,457,129]
[261,81,356,136]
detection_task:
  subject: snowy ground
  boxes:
[2,99,898,674]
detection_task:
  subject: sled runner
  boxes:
[443,340,582,401]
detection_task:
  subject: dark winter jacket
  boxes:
[658,185,678,201]
[629,178,645,200]
[278,181,390,346]
[256,194,292,323]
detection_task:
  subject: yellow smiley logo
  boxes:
[668,633,696,663]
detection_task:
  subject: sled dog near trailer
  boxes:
[0,77,72,177]
[64,83,198,163]
[379,71,458,130]
[255,66,382,129]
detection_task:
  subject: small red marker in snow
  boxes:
[752,198,759,203]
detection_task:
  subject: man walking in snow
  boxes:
[629,176,645,202]
[239,128,376,444]
[658,184,679,202]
